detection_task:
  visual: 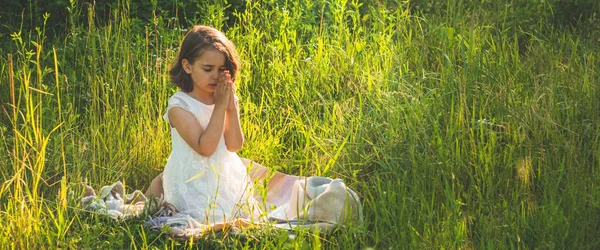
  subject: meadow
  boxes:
[0,0,599,248]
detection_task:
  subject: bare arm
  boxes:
[224,95,244,152]
[168,74,232,157]
[168,105,227,157]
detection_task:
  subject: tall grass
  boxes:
[1,0,599,248]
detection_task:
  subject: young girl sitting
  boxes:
[138,26,361,236]
[158,25,260,224]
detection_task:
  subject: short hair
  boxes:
[169,25,240,92]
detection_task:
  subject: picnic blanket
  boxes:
[81,159,362,240]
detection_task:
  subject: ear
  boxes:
[182,59,192,74]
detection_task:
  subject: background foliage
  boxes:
[0,0,599,248]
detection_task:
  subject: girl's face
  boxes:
[182,48,227,96]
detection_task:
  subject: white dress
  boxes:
[162,91,258,224]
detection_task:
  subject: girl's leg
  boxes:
[145,172,164,199]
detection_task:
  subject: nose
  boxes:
[211,70,219,80]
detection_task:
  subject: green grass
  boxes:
[1,0,599,248]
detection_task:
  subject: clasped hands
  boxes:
[213,70,237,111]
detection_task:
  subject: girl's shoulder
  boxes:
[165,91,204,123]
[165,91,196,115]
[170,91,188,100]
[171,91,215,107]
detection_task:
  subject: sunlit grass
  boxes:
[0,0,599,248]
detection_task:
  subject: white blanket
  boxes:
[82,159,362,239]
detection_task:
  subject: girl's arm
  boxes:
[168,105,227,157]
[168,78,231,157]
[224,94,244,152]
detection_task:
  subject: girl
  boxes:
[158,25,259,224]
[142,26,362,234]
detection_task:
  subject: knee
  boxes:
[145,173,164,199]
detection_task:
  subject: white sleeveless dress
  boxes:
[162,91,258,224]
